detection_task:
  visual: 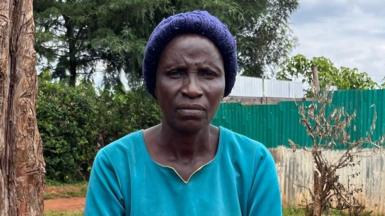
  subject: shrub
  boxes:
[37,71,160,182]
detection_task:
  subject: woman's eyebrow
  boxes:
[201,62,224,74]
[160,62,186,69]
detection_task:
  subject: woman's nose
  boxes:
[181,75,203,98]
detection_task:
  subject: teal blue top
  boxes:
[85,127,282,216]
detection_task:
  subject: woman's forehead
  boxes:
[159,34,223,63]
[157,35,224,72]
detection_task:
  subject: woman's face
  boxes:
[155,34,225,133]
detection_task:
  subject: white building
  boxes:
[226,76,305,104]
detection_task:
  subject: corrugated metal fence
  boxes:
[271,147,385,214]
[213,89,385,213]
[213,89,385,148]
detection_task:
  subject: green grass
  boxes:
[44,181,87,200]
[44,210,83,216]
[284,207,307,215]
[283,208,380,216]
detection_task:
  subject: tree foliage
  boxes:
[37,70,160,182]
[34,0,298,86]
[239,0,298,77]
[277,54,379,93]
[38,71,99,181]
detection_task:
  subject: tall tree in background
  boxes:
[34,0,298,87]
[0,0,45,215]
[238,0,297,77]
[277,54,378,94]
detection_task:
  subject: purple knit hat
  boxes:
[143,10,237,97]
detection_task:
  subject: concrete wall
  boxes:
[270,147,385,214]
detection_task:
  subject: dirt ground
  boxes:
[44,197,85,211]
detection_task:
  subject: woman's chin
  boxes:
[170,119,209,134]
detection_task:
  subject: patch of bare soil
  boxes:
[44,197,85,211]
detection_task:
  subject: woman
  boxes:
[85,10,281,216]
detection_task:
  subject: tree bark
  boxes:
[63,15,77,86]
[0,0,45,215]
[313,170,322,216]
[312,64,320,95]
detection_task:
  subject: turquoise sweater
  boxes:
[85,127,282,215]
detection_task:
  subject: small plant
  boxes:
[290,91,385,216]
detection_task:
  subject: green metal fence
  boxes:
[212,89,385,148]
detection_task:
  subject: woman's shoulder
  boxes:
[219,126,272,160]
[97,130,144,159]
[218,127,277,185]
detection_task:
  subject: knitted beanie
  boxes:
[143,10,237,97]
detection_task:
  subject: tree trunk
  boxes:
[0,0,45,215]
[312,64,320,95]
[63,15,77,86]
[313,170,322,216]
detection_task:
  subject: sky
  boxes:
[289,0,385,84]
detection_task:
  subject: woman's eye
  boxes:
[199,69,218,79]
[166,69,184,78]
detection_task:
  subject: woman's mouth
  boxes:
[175,104,205,119]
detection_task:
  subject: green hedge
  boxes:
[37,71,160,182]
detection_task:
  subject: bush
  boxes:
[96,87,160,147]
[37,71,160,182]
